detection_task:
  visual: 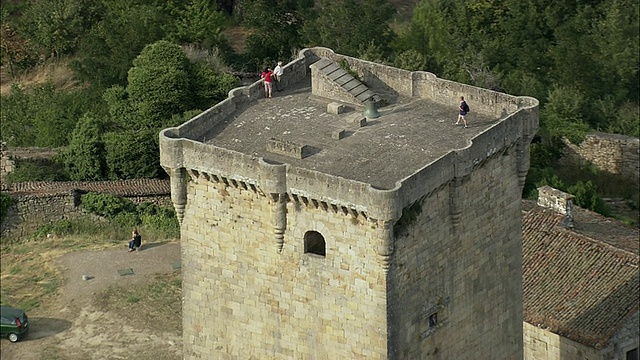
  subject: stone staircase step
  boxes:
[313,57,381,105]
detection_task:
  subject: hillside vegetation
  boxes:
[1,0,638,220]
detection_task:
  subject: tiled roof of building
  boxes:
[523,203,639,349]
[7,179,170,197]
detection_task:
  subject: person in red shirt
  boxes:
[261,68,273,98]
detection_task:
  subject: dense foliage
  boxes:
[80,192,179,235]
[0,192,13,221]
[0,0,637,216]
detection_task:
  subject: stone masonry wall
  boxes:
[1,179,171,239]
[306,48,529,119]
[389,148,524,359]
[0,143,60,190]
[523,322,599,360]
[1,193,81,238]
[560,133,640,184]
[181,175,388,359]
[0,142,14,189]
[163,46,538,359]
[600,311,640,360]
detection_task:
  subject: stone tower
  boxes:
[160,47,538,359]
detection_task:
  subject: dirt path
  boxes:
[0,241,183,360]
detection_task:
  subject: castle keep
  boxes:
[159,47,539,359]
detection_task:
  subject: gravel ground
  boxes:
[0,241,183,360]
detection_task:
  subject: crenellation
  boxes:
[161,47,538,359]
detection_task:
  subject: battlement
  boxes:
[160,47,538,222]
[161,47,539,359]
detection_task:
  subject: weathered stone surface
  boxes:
[332,129,346,140]
[327,102,345,114]
[160,47,539,359]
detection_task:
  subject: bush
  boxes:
[81,192,137,219]
[0,192,13,221]
[80,193,179,236]
[103,129,160,180]
[0,83,105,147]
[140,205,179,238]
[31,220,74,239]
[61,113,107,181]
[523,167,566,200]
[6,159,69,183]
[567,180,611,216]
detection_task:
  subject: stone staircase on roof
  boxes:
[312,58,381,104]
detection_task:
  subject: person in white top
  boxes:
[273,61,283,91]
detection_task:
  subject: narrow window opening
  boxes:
[429,313,438,328]
[627,348,638,360]
[304,231,326,257]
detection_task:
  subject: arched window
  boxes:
[304,231,326,257]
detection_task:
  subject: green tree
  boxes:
[71,0,166,88]
[126,40,194,127]
[567,180,610,216]
[61,114,107,181]
[0,83,104,147]
[303,0,395,58]
[19,0,101,58]
[191,62,240,108]
[240,0,313,69]
[104,129,160,179]
[393,49,427,71]
[0,22,39,77]
[166,0,229,49]
[540,85,592,144]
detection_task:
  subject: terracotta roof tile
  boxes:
[8,179,170,197]
[523,206,639,349]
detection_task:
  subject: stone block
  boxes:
[266,138,310,159]
[332,129,346,140]
[327,102,346,114]
[354,117,367,127]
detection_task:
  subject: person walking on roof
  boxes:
[455,96,470,128]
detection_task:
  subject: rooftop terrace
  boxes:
[201,76,503,190]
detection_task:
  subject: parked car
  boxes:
[0,306,29,342]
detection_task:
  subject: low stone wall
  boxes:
[560,133,640,184]
[0,142,61,190]
[523,322,599,360]
[1,192,81,239]
[1,179,171,239]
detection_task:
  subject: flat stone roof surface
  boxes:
[203,77,503,189]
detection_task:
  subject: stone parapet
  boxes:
[161,47,539,359]
[160,100,537,222]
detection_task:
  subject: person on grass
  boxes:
[128,228,142,252]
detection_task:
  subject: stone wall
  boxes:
[560,133,640,185]
[304,47,529,118]
[181,175,388,359]
[1,179,171,239]
[523,322,599,360]
[0,142,14,189]
[389,148,524,359]
[163,46,538,359]
[0,143,60,190]
[600,311,640,360]
[1,192,81,238]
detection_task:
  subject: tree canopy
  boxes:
[0,0,637,195]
